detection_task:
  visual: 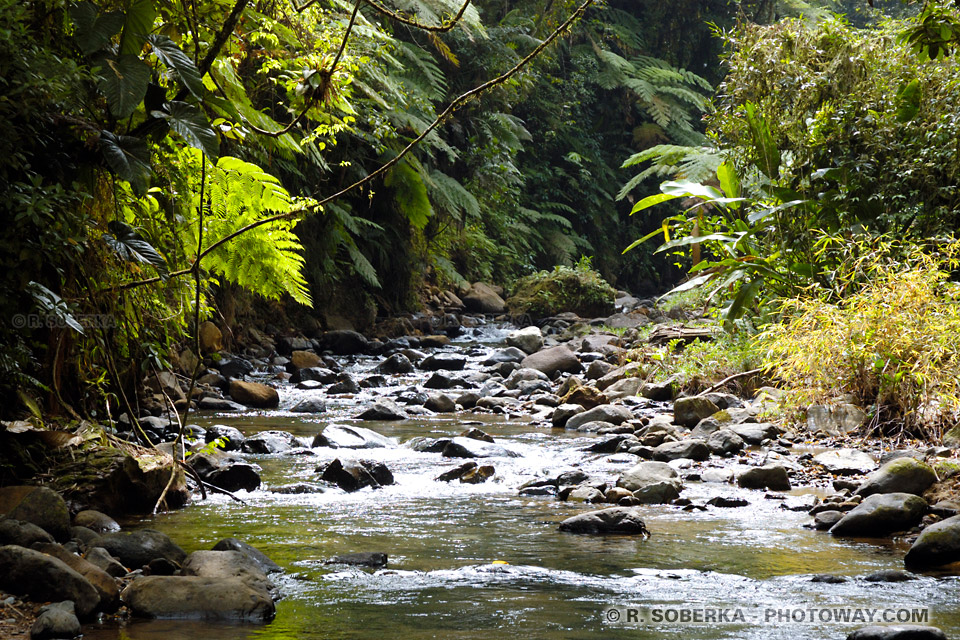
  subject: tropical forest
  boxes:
[3,0,960,638]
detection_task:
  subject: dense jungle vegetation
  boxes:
[4,0,960,436]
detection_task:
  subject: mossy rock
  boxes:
[507,266,616,320]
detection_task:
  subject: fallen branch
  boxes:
[695,368,765,397]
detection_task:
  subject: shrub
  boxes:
[760,244,960,440]
[506,259,616,320]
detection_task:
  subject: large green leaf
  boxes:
[70,2,124,55]
[744,102,780,180]
[151,102,219,160]
[146,34,204,99]
[98,55,150,118]
[895,79,921,123]
[99,131,152,193]
[119,0,157,56]
[103,220,168,275]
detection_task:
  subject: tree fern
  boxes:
[427,170,480,221]
[385,159,434,229]
[618,144,723,200]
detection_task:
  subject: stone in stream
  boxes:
[406,437,452,453]
[483,347,527,365]
[328,373,361,394]
[187,451,262,492]
[813,448,877,475]
[122,575,275,622]
[605,378,642,400]
[855,458,938,497]
[316,330,369,355]
[241,430,299,454]
[461,427,494,442]
[290,367,338,384]
[33,542,121,612]
[639,377,676,402]
[811,574,847,584]
[616,461,683,504]
[672,396,719,428]
[520,345,582,378]
[325,552,388,568]
[436,462,478,482]
[356,398,409,421]
[0,545,101,619]
[425,393,456,413]
[551,404,585,429]
[558,507,651,535]
[565,404,633,431]
[829,493,927,537]
[729,422,781,444]
[197,396,244,412]
[73,510,120,534]
[96,529,187,570]
[229,380,280,409]
[462,282,506,314]
[652,439,710,462]
[181,550,276,598]
[706,496,750,508]
[205,424,246,451]
[312,424,397,449]
[290,350,322,369]
[441,437,520,459]
[586,359,616,380]
[318,459,395,492]
[506,326,544,354]
[846,626,946,640]
[461,465,495,484]
[706,429,745,456]
[30,601,81,640]
[377,353,414,375]
[585,434,638,453]
[0,519,55,547]
[419,353,467,371]
[863,569,916,582]
[737,465,791,491]
[425,372,458,389]
[212,538,282,574]
[0,486,71,542]
[457,392,481,409]
[564,486,605,503]
[813,510,845,530]
[84,546,128,577]
[290,398,327,414]
[904,514,960,570]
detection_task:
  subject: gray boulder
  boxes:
[605,378,642,400]
[97,529,187,570]
[558,507,650,535]
[181,550,275,598]
[188,451,262,492]
[84,546,128,577]
[425,393,456,413]
[30,601,81,640]
[463,282,506,314]
[290,398,327,414]
[34,542,120,612]
[855,458,938,497]
[325,552,388,567]
[312,424,396,449]
[706,429,745,456]
[506,326,544,354]
[228,380,280,409]
[73,510,120,534]
[729,422,781,444]
[551,404,586,428]
[211,538,281,574]
[241,430,298,454]
[0,545,100,618]
[565,404,633,431]
[121,575,275,622]
[483,347,527,365]
[521,346,582,378]
[319,459,394,492]
[904,514,960,569]
[640,378,676,401]
[377,353,414,374]
[442,437,520,459]
[0,518,55,547]
[814,449,877,475]
[737,465,791,491]
[317,330,369,355]
[0,486,71,542]
[419,354,467,371]
[672,396,719,427]
[652,439,710,462]
[616,462,683,504]
[205,424,246,451]
[356,398,409,421]
[830,493,927,537]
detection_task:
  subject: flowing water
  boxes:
[84,326,960,639]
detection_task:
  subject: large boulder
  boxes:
[855,458,938,497]
[616,461,683,503]
[506,326,544,355]
[181,550,275,597]
[211,538,281,574]
[229,380,280,409]
[552,404,586,429]
[672,396,720,428]
[729,422,781,445]
[33,542,120,612]
[121,575,275,622]
[0,519,54,547]
[737,465,791,491]
[652,439,710,462]
[0,545,100,619]
[187,451,262,492]
[30,601,82,640]
[0,486,71,542]
[97,529,187,570]
[356,398,409,421]
[814,449,877,475]
[319,459,394,492]
[73,510,120,534]
[904,514,960,570]
[377,353,414,375]
[290,350,322,370]
[205,424,246,451]
[565,404,633,431]
[558,507,650,535]
[441,437,520,459]
[521,346,582,378]
[241,430,299,454]
[312,424,397,449]
[830,493,927,537]
[462,282,506,314]
[706,429,745,456]
[316,330,369,355]
[419,354,467,371]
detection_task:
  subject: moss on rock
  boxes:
[507,265,616,320]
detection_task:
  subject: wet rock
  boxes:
[617,461,681,491]
[706,496,750,508]
[218,358,254,380]
[73,510,120,534]
[121,575,275,622]
[483,347,527,365]
[419,354,467,371]
[507,326,544,355]
[290,367,338,384]
[640,378,676,401]
[701,468,735,484]
[0,545,100,618]
[377,353,414,375]
[463,282,506,314]
[811,574,847,583]
[188,451,262,492]
[205,425,246,451]
[813,511,844,530]
[33,542,120,612]
[0,486,71,542]
[356,398,409,421]
[277,336,311,355]
[904,514,960,570]
[633,481,682,504]
[319,459,394,492]
[814,449,877,475]
[360,375,387,388]
[604,378,642,400]
[271,483,325,495]
[290,398,327,414]
[846,626,946,640]
[930,501,960,518]
[461,427,494,442]
[551,404,586,429]
[147,557,180,575]
[325,552,388,568]
[672,396,720,428]
[97,529,186,570]
[586,434,638,453]
[560,384,607,409]
[229,380,280,409]
[864,569,915,582]
[424,372,457,389]
[737,465,791,491]
[807,403,866,436]
[406,437,452,453]
[84,546,129,577]
[30,601,81,640]
[558,507,650,535]
[505,367,550,390]
[652,439,709,462]
[328,373,360,394]
[706,429,745,456]
[441,437,520,459]
[317,330,369,355]
[519,485,557,497]
[729,422,781,445]
[855,458,938,497]
[197,397,244,412]
[211,538,281,574]
[461,465,495,484]
[241,430,298,454]
[585,360,616,380]
[565,486,605,503]
[290,350,322,370]
[181,550,275,597]
[830,493,927,537]
[521,346,582,378]
[420,334,453,348]
[312,424,396,449]
[565,404,633,431]
[425,394,456,413]
[436,462,478,482]
[0,519,54,547]
[456,392,481,409]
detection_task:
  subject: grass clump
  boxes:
[507,259,616,320]
[760,245,960,440]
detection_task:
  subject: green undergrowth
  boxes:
[506,260,617,320]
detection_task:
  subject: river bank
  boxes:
[2,296,960,639]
